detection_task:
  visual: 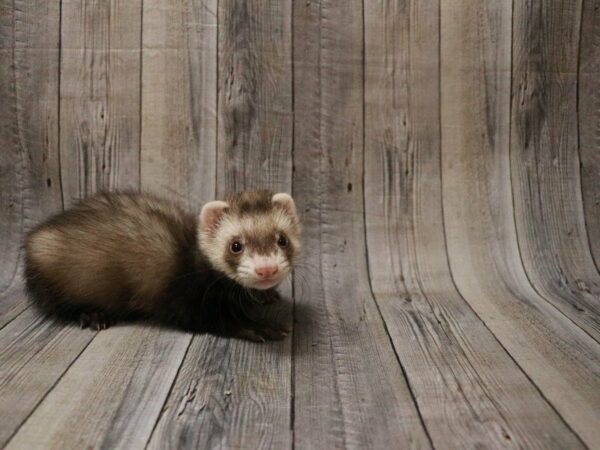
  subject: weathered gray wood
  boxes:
[140,3,220,445]
[141,0,217,208]
[147,319,291,450]
[60,0,141,207]
[292,2,431,448]
[1,0,599,448]
[0,0,62,326]
[364,1,582,448]
[7,323,190,450]
[148,1,293,448]
[510,0,600,341]
[0,289,26,331]
[579,0,600,268]
[6,325,189,450]
[441,0,600,446]
[3,4,191,449]
[0,308,95,447]
[0,3,82,443]
[217,0,293,194]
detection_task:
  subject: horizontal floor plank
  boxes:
[0,308,95,448]
[6,325,191,450]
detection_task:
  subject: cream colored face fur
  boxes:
[198,193,300,290]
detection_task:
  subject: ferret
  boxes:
[24,190,300,342]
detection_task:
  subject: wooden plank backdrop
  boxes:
[0,0,598,449]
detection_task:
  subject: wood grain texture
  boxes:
[579,0,600,267]
[364,1,582,448]
[441,0,600,446]
[147,323,291,450]
[6,325,189,450]
[3,5,187,449]
[510,0,600,341]
[148,1,293,448]
[0,308,94,448]
[141,0,217,208]
[60,0,141,206]
[217,0,293,194]
[292,1,430,448]
[0,0,599,448]
[140,3,219,445]
[0,0,62,326]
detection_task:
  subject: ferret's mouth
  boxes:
[236,265,290,290]
[249,277,279,289]
[239,274,285,290]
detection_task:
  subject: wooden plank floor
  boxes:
[1,0,599,449]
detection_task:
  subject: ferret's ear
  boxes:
[272,193,297,218]
[199,200,229,234]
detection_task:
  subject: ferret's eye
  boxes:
[230,241,244,254]
[277,234,288,248]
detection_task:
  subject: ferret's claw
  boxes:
[236,328,266,343]
[79,312,91,329]
[250,321,290,341]
[257,326,288,341]
[79,312,113,331]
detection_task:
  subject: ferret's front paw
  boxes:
[255,321,290,341]
[257,327,288,341]
[235,322,290,342]
[79,312,114,331]
[235,328,267,343]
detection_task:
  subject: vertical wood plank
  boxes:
[217,0,293,194]
[1,1,598,448]
[0,0,62,325]
[365,0,583,448]
[147,1,293,448]
[579,0,600,267]
[141,0,217,208]
[292,1,431,448]
[511,0,600,340]
[442,0,600,446]
[60,0,141,206]
[5,3,198,448]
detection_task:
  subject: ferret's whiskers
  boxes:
[25,189,301,342]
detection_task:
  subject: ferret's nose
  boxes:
[255,265,278,278]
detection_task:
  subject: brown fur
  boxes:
[25,193,190,314]
[198,190,300,284]
[24,191,298,340]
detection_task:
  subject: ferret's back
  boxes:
[25,192,195,312]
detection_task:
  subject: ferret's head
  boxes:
[198,190,301,290]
